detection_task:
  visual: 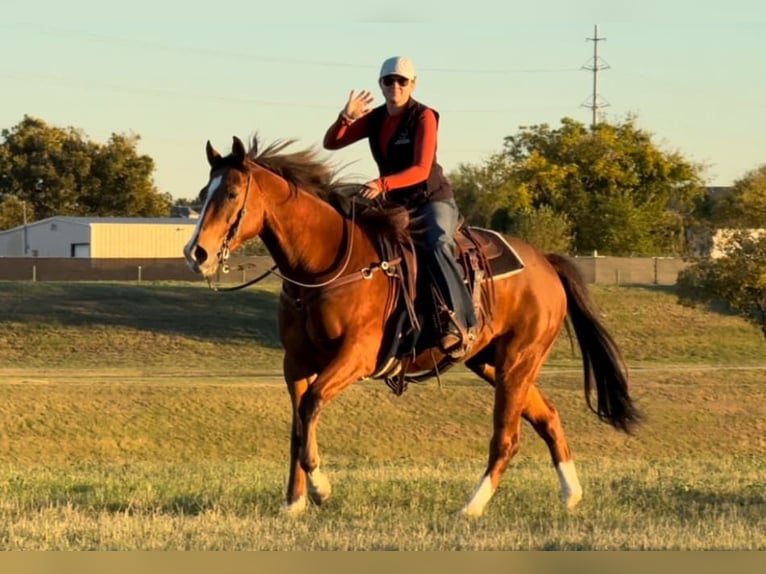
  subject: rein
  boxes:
[269,196,358,289]
[207,187,398,293]
[207,263,278,292]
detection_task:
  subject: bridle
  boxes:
[216,171,252,276]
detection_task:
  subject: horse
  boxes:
[183,135,641,517]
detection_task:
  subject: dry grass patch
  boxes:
[0,281,763,549]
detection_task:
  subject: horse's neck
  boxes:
[257,174,348,278]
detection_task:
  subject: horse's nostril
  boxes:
[194,246,208,264]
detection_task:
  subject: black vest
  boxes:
[367,99,453,208]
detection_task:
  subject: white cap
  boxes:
[379,56,417,80]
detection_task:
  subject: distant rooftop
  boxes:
[0,216,200,235]
[35,216,199,226]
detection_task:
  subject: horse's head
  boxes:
[184,136,265,277]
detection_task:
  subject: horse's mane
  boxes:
[247,136,338,198]
[246,135,411,244]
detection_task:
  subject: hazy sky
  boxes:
[2,1,765,200]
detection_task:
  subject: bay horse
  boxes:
[183,135,640,517]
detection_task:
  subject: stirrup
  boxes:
[439,330,463,355]
[438,309,472,359]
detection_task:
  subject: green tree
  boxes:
[173,197,200,208]
[502,116,706,255]
[706,164,766,228]
[677,232,766,337]
[0,116,90,219]
[0,116,171,228]
[451,151,530,229]
[80,133,172,216]
[505,205,572,253]
[0,194,34,230]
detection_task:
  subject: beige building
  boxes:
[687,227,766,259]
[0,216,198,258]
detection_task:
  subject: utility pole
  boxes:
[581,24,610,128]
[22,201,30,255]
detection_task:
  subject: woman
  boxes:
[323,55,477,358]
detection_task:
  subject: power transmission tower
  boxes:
[581,24,610,128]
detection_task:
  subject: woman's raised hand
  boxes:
[342,90,375,121]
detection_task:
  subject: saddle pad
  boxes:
[460,227,525,280]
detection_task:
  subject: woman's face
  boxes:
[379,75,416,108]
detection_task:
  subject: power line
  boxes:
[581,24,610,128]
[5,21,581,76]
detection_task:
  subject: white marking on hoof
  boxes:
[281,495,307,516]
[556,460,583,509]
[460,474,494,517]
[307,468,332,504]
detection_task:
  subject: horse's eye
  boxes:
[227,190,238,200]
[197,186,208,203]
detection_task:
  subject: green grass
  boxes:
[0,457,762,550]
[0,281,764,549]
[0,281,284,371]
[582,285,765,366]
[1,281,763,373]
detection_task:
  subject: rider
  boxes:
[323,55,477,358]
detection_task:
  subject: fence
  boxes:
[572,256,691,285]
[0,255,691,285]
[0,256,275,284]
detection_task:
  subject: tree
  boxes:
[451,151,530,229]
[0,116,171,228]
[173,197,199,208]
[502,116,707,255]
[677,232,766,337]
[0,194,34,230]
[0,116,90,220]
[80,133,172,216]
[504,205,572,253]
[705,164,766,228]
[450,152,573,252]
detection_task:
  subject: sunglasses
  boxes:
[381,75,410,87]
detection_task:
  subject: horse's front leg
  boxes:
[297,340,374,505]
[282,371,316,516]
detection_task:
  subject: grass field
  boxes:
[0,280,764,550]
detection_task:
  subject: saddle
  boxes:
[454,225,526,300]
[373,224,525,393]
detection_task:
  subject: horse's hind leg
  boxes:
[461,347,546,517]
[523,385,583,509]
[464,345,497,386]
[464,356,583,512]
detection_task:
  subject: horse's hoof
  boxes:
[556,461,583,510]
[562,489,583,510]
[281,496,307,516]
[307,469,332,505]
[307,485,332,505]
[459,504,484,518]
[309,492,332,506]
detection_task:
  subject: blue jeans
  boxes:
[411,199,477,330]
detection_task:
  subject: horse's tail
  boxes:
[546,253,642,433]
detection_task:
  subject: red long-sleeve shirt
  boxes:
[323,105,439,192]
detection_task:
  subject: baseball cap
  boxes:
[379,56,417,80]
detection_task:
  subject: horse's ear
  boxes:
[232,136,246,163]
[206,140,220,166]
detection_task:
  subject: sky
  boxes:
[2,1,765,201]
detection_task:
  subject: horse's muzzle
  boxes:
[184,242,217,277]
